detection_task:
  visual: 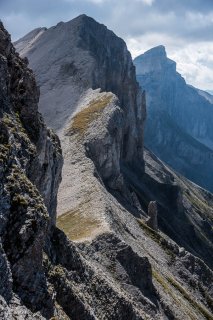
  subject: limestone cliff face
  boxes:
[2,17,213,319]
[134,45,213,192]
[15,15,146,215]
[56,90,213,319]
[15,15,146,169]
[76,15,146,164]
[0,22,62,318]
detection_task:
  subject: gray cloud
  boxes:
[0,0,212,90]
[1,0,212,42]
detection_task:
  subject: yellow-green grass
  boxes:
[67,94,112,135]
[184,190,213,220]
[57,208,101,241]
[166,275,213,320]
[137,219,176,260]
[153,270,206,320]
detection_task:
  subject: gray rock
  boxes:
[0,16,212,320]
[146,201,158,230]
[134,45,213,193]
[15,14,146,169]
[0,21,62,318]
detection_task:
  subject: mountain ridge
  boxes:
[15,14,213,267]
[0,16,212,319]
[134,45,213,192]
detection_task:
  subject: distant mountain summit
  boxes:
[134,45,176,74]
[134,46,213,192]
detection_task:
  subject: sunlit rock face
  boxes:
[134,45,213,192]
[15,14,146,167]
[15,14,147,217]
[7,16,213,319]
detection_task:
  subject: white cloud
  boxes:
[136,0,155,5]
[170,42,213,91]
[126,32,181,58]
[1,0,212,91]
[64,0,106,3]
[186,11,213,28]
[127,35,213,91]
[83,0,106,3]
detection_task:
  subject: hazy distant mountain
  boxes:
[207,89,213,95]
[196,87,213,104]
[134,45,213,192]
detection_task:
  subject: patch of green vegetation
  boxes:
[137,219,176,260]
[1,112,36,159]
[67,94,112,135]
[57,208,101,241]
[153,270,203,319]
[167,276,213,320]
[2,114,13,127]
[0,144,10,162]
[12,194,28,207]
[49,265,66,278]
[183,189,213,221]
[185,191,208,211]
[6,165,48,218]
[198,283,213,312]
[152,270,174,295]
[46,259,70,288]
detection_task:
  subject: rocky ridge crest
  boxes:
[0,17,212,319]
[0,21,62,318]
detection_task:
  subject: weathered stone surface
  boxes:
[146,201,158,230]
[0,22,62,318]
[15,14,146,169]
[0,16,212,320]
[46,228,154,320]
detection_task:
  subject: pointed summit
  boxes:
[14,15,143,165]
[143,45,166,57]
[134,45,176,75]
[134,44,213,193]
[70,13,95,24]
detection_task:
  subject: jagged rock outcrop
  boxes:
[146,201,158,230]
[1,16,212,319]
[15,14,146,214]
[15,14,146,167]
[0,22,63,318]
[134,45,213,192]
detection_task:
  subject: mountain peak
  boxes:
[72,13,91,21]
[65,14,105,30]
[134,45,176,75]
[144,45,166,57]
[135,45,166,63]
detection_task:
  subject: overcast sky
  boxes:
[1,0,213,91]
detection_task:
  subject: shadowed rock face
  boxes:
[146,201,158,230]
[0,22,63,318]
[0,22,63,223]
[134,46,213,192]
[15,14,146,215]
[15,14,146,167]
[1,16,213,319]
